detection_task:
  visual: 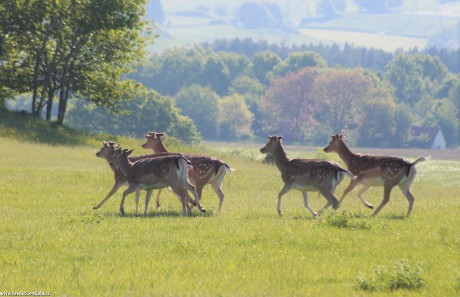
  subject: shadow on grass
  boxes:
[379,213,407,221]
[0,109,112,146]
[101,208,214,219]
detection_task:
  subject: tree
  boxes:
[174,84,220,139]
[218,94,254,140]
[66,88,199,143]
[315,68,372,133]
[386,54,425,105]
[260,67,319,142]
[272,51,327,78]
[356,88,396,147]
[134,46,208,96]
[386,54,450,105]
[200,55,232,96]
[252,51,281,85]
[393,105,413,147]
[1,0,152,125]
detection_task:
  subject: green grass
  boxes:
[1,134,459,296]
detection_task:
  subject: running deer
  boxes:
[94,141,196,215]
[323,134,429,217]
[260,135,355,218]
[141,132,233,212]
[110,147,205,216]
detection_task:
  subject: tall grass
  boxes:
[0,135,459,296]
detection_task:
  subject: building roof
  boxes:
[410,126,441,142]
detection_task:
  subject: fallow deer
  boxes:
[111,147,205,216]
[260,135,354,218]
[323,134,429,217]
[94,141,196,215]
[141,132,233,212]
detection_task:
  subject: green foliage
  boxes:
[319,210,372,230]
[358,260,424,291]
[0,0,153,125]
[272,51,327,78]
[174,84,220,139]
[252,51,282,85]
[218,94,254,140]
[66,88,200,144]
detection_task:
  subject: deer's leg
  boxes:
[134,189,141,216]
[120,185,138,216]
[188,183,206,213]
[371,183,394,216]
[357,185,373,209]
[302,191,318,218]
[399,177,416,217]
[338,178,362,205]
[320,189,340,211]
[155,189,162,209]
[211,182,225,212]
[144,189,154,215]
[277,184,292,217]
[211,165,228,212]
[93,181,125,209]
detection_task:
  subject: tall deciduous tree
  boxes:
[0,0,152,125]
[218,94,254,140]
[260,67,319,142]
[315,68,372,133]
[175,84,220,139]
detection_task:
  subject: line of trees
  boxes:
[1,0,149,124]
[125,40,459,147]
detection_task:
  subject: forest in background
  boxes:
[2,0,460,147]
[65,38,460,147]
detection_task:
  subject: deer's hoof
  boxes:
[200,208,206,214]
[367,205,374,209]
[93,206,98,210]
[278,211,283,217]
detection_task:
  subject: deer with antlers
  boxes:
[260,135,355,218]
[141,132,233,212]
[110,146,205,216]
[94,141,197,215]
[323,134,429,217]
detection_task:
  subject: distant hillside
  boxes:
[146,0,460,53]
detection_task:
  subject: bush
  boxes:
[358,259,424,291]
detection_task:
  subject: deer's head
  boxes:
[96,141,119,159]
[323,134,345,153]
[141,131,166,150]
[260,135,282,154]
[111,147,134,168]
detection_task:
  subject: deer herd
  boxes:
[94,132,428,219]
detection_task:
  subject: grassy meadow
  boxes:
[0,135,459,296]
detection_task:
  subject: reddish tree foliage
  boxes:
[260,67,320,142]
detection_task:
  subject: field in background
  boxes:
[0,136,459,296]
[149,1,460,53]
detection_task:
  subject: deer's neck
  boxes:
[116,158,133,177]
[105,156,118,173]
[271,143,290,171]
[154,141,169,153]
[336,142,356,167]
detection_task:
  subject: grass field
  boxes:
[1,136,459,296]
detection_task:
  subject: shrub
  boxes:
[358,259,424,291]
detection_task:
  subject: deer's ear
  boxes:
[127,149,134,156]
[339,134,345,140]
[157,132,165,138]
